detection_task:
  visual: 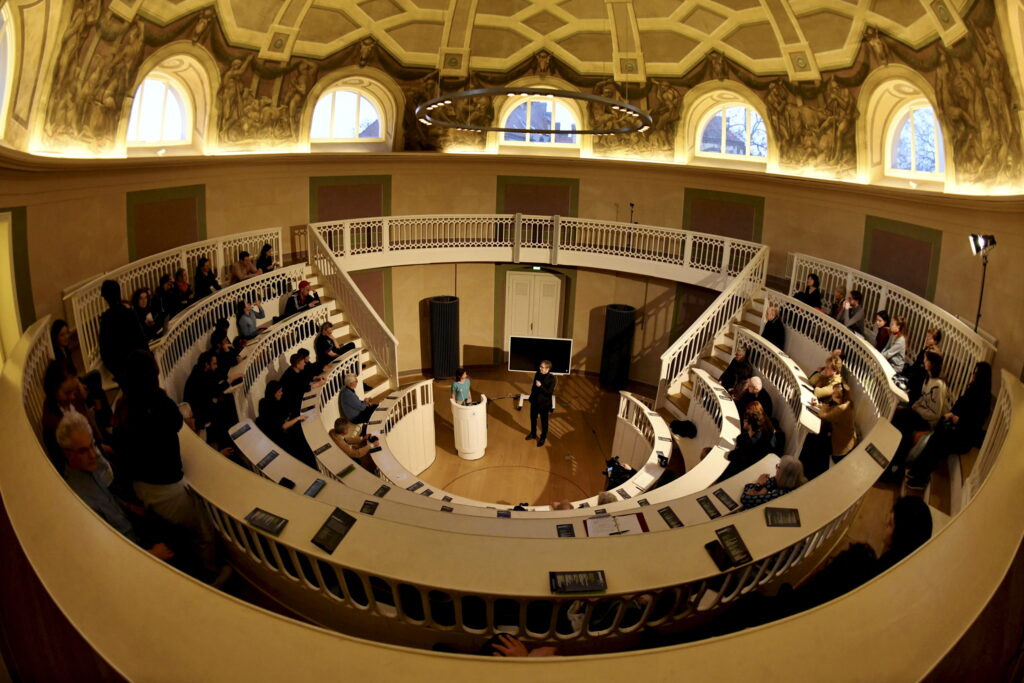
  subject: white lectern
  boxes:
[451,395,488,460]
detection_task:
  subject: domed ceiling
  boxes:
[137,0,976,81]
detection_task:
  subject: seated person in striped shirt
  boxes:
[740,455,807,509]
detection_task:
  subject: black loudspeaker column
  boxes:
[600,304,636,390]
[429,295,460,379]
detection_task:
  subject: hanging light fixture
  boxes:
[415,86,653,135]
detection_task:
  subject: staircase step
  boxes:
[667,392,690,415]
[680,380,693,395]
[714,344,733,355]
[736,319,758,332]
[703,355,729,372]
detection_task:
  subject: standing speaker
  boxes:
[600,304,636,390]
[429,295,460,379]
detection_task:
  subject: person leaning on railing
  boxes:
[906,361,992,491]
[229,250,262,285]
[740,455,807,509]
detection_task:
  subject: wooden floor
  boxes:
[416,368,651,506]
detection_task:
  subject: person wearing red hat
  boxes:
[282,279,321,319]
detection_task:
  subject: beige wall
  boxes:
[1,152,1021,383]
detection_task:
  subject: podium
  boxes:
[451,395,488,460]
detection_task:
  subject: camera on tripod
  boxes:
[602,456,633,489]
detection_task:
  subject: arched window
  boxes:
[501,96,579,145]
[697,104,767,159]
[310,89,382,141]
[126,75,190,145]
[888,103,945,175]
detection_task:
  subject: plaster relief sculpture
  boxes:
[358,38,377,68]
[865,27,891,67]
[191,8,214,44]
[765,77,857,175]
[217,55,311,144]
[402,72,442,150]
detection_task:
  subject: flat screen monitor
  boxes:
[508,336,573,374]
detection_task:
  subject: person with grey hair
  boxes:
[740,455,807,509]
[736,375,774,419]
[340,373,376,423]
[57,411,174,561]
[596,491,616,506]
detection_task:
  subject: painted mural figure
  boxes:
[219,54,255,133]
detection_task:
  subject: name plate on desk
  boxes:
[313,443,332,456]
[230,424,251,440]
[336,464,356,479]
[549,570,607,594]
[556,524,576,538]
[245,508,287,537]
[406,481,424,492]
[373,485,390,498]
[303,394,315,401]
[256,451,279,470]
[697,495,721,519]
[497,510,512,519]
[359,500,378,515]
[311,508,357,554]
[304,479,326,498]
[301,404,315,413]
[616,488,631,499]
[764,507,801,527]
[658,506,684,528]
[713,488,739,511]
[716,524,753,565]
[865,442,889,468]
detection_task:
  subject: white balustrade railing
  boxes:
[763,291,907,421]
[64,227,282,374]
[789,253,996,400]
[154,265,306,400]
[958,372,1013,512]
[733,326,820,455]
[19,318,55,434]
[657,244,769,406]
[308,226,398,384]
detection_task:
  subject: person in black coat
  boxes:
[98,280,148,383]
[716,405,776,482]
[736,376,774,421]
[193,257,222,300]
[525,360,556,447]
[183,351,229,434]
[793,273,823,309]
[906,362,992,489]
[761,305,785,350]
[280,352,316,418]
[256,380,316,469]
[280,281,321,320]
[720,345,753,394]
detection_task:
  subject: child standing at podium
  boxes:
[451,368,471,405]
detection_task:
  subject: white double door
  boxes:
[504,271,563,349]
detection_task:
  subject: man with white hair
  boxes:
[736,375,774,419]
[340,373,376,423]
[57,411,174,560]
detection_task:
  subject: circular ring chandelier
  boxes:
[415,86,653,136]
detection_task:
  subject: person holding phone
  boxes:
[525,360,556,447]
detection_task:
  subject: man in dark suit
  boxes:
[98,279,148,383]
[525,360,556,447]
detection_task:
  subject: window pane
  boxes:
[893,115,913,171]
[749,111,767,157]
[553,103,577,144]
[162,87,185,141]
[912,107,937,173]
[700,111,722,153]
[358,96,380,138]
[725,106,747,155]
[332,91,358,139]
[311,97,332,138]
[138,80,167,142]
[503,102,527,142]
[127,92,144,141]
[529,100,552,143]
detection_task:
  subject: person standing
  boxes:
[451,368,471,405]
[525,360,556,447]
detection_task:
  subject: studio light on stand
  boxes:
[968,234,996,332]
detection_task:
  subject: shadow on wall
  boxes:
[463,344,499,367]
[419,298,432,373]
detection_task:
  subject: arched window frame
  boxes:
[884,99,946,179]
[694,102,769,162]
[126,72,194,148]
[0,5,14,141]
[310,87,385,143]
[497,93,582,149]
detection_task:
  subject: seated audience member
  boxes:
[281,280,321,319]
[56,412,174,561]
[451,368,471,405]
[256,380,315,468]
[41,360,110,471]
[229,250,262,284]
[193,257,221,300]
[802,383,857,478]
[884,351,950,482]
[827,285,847,319]
[808,356,843,400]
[280,352,322,417]
[720,346,753,395]
[295,347,320,386]
[597,491,616,505]
[131,287,164,341]
[740,455,806,509]
[793,273,823,309]
[906,362,991,490]
[838,290,865,335]
[50,318,110,430]
[173,268,194,310]
[210,331,240,384]
[156,274,181,319]
[114,350,228,585]
[736,376,773,420]
[255,243,279,273]
[905,328,943,403]
[314,322,356,371]
[871,310,891,352]
[329,418,377,473]
[881,315,907,373]
[488,633,557,658]
[551,500,574,511]
[718,403,776,482]
[235,299,266,340]
[876,496,932,572]
[340,373,377,424]
[183,351,233,446]
[98,279,149,383]
[761,305,785,350]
